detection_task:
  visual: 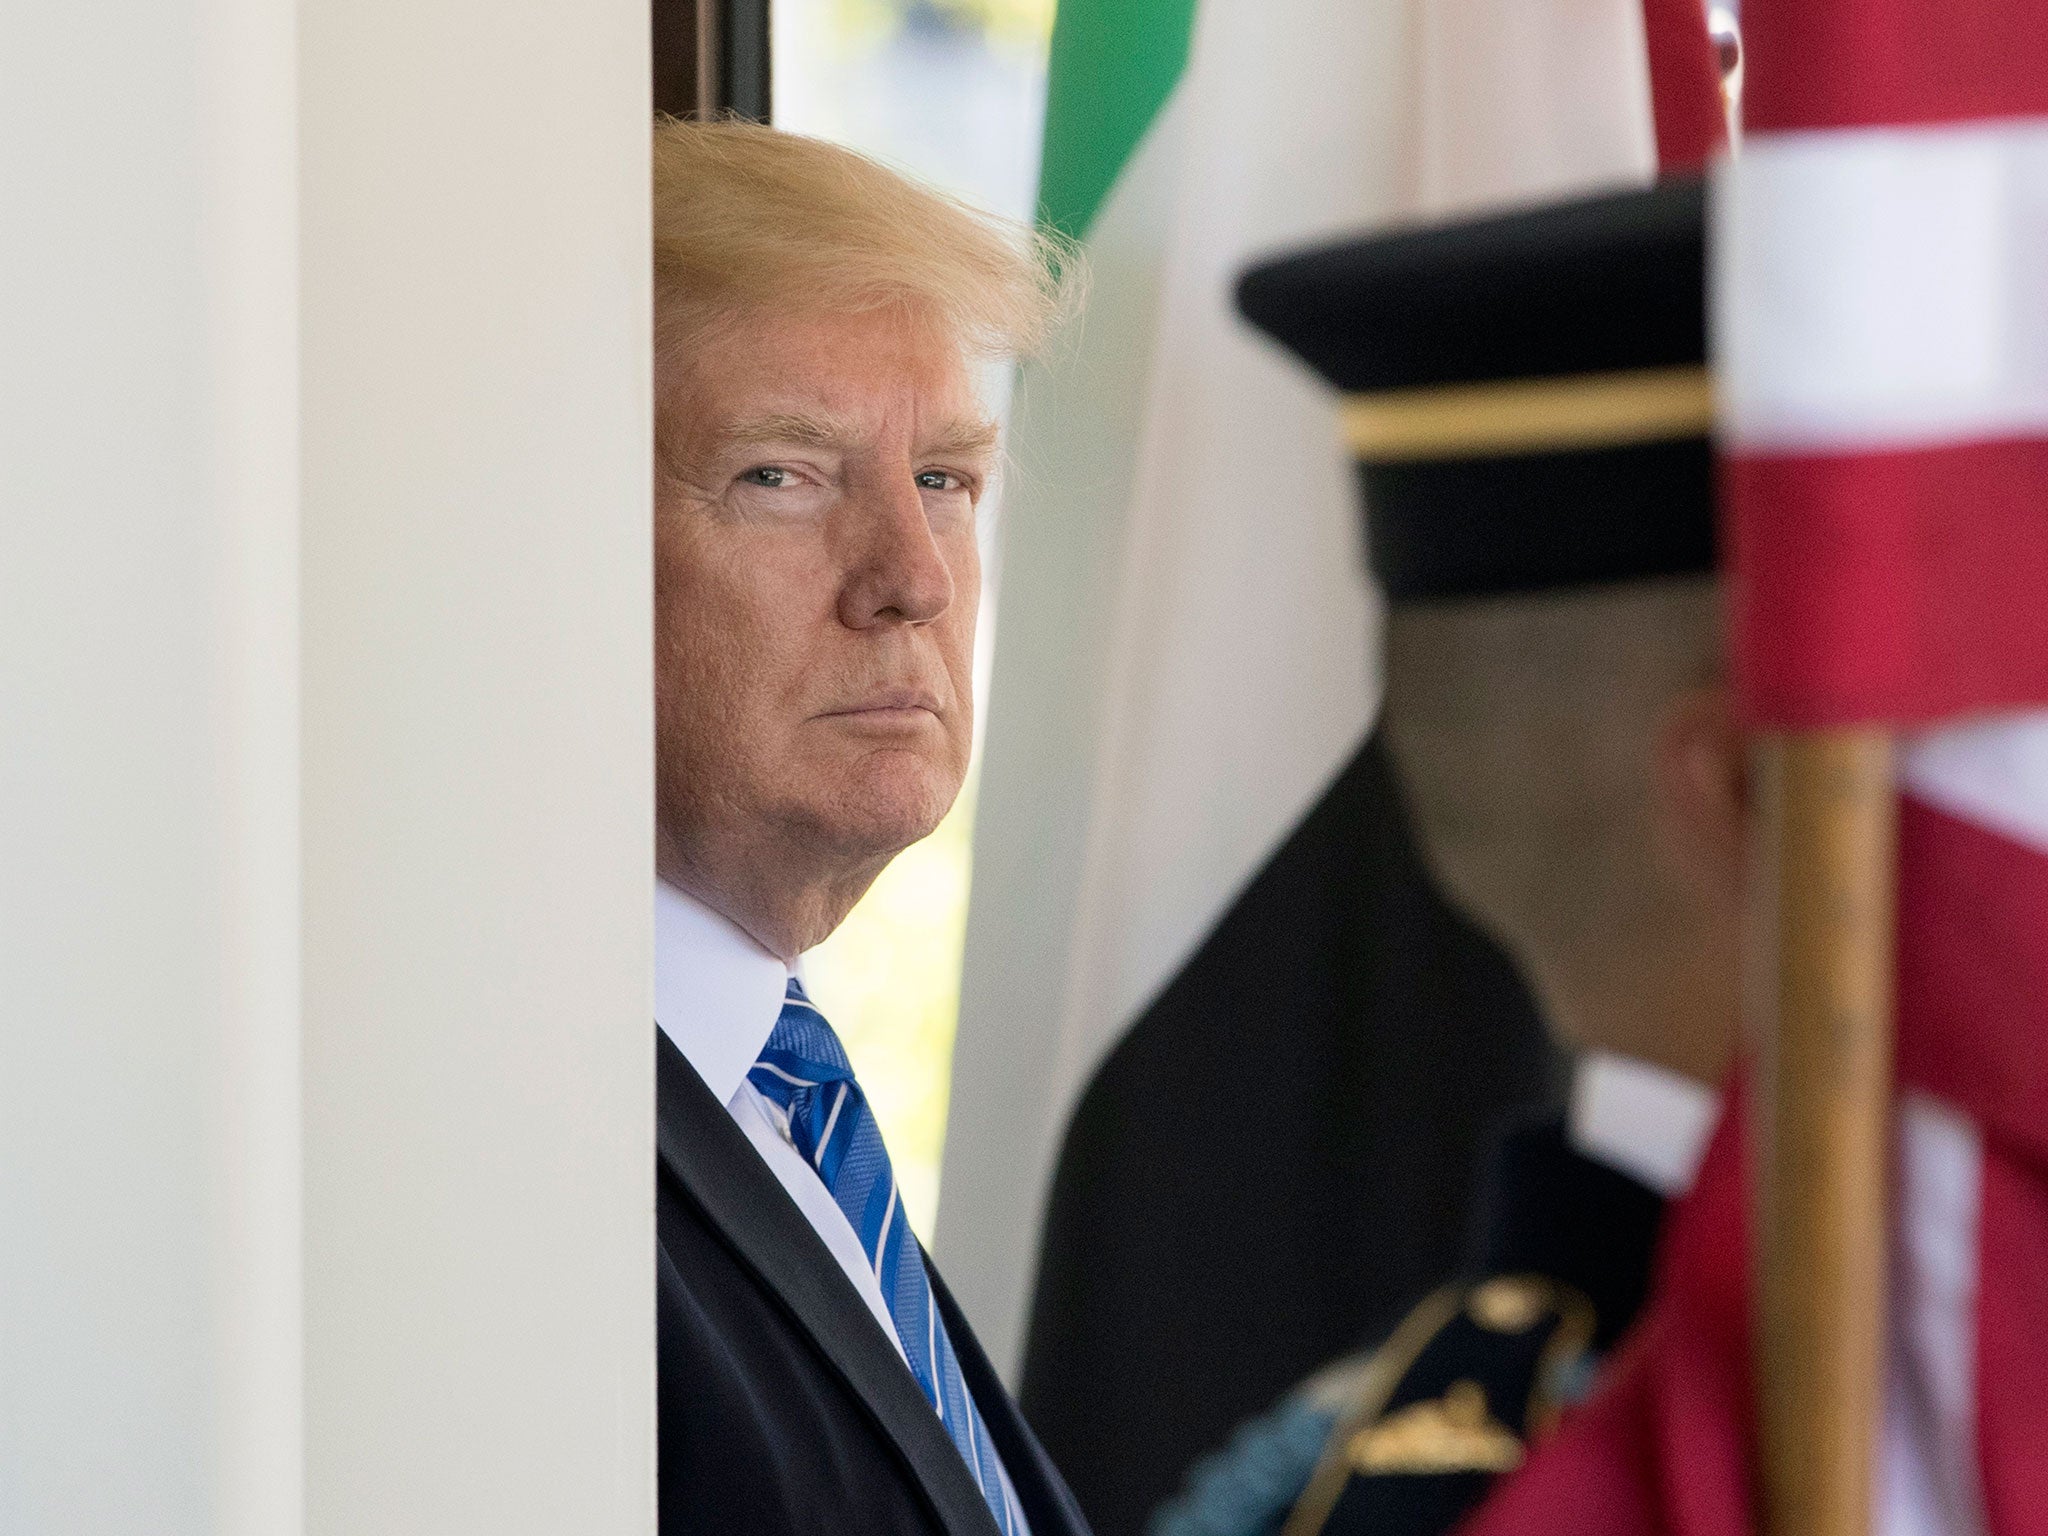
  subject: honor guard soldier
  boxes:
[1152,179,1743,1536]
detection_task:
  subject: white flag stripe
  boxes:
[1714,118,2048,450]
[1899,710,2048,858]
[1882,1094,1988,1536]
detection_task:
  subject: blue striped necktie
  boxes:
[749,978,1026,1535]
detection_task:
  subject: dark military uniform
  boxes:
[1280,1120,1663,1536]
[1151,1119,1663,1536]
[1154,180,1715,1536]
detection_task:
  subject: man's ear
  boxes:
[1652,683,1747,910]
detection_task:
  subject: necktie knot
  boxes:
[750,979,856,1104]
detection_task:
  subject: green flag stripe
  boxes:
[1036,0,1198,239]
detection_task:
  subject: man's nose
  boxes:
[836,474,954,629]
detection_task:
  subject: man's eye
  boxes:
[916,470,960,491]
[739,466,791,488]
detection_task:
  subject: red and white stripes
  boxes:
[1715,116,2048,728]
[1891,717,2048,1536]
[1884,1091,1985,1536]
[1450,9,2048,1533]
[1714,2,2048,1526]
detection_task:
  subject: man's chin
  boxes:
[783,751,961,863]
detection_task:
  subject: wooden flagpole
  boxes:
[1751,731,1896,1536]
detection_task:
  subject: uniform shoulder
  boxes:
[1281,1275,1597,1536]
[1149,1276,1597,1536]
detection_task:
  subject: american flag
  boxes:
[1457,0,2048,1532]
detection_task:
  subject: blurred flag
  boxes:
[1461,2,2048,1534]
[936,0,1720,1529]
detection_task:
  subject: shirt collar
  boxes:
[654,880,795,1104]
[1567,1049,1718,1197]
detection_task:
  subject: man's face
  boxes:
[654,304,991,882]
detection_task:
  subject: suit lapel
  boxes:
[656,1031,1001,1536]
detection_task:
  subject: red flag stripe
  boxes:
[1742,0,2048,134]
[1977,1157,2048,1536]
[1894,791,2048,1168]
[1640,0,1728,171]
[1724,441,2048,728]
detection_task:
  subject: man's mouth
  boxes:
[816,687,943,723]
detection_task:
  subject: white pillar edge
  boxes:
[297,0,655,1530]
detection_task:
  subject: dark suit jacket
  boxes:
[658,1029,1092,1536]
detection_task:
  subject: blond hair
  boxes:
[651,116,1074,367]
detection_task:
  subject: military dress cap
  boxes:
[1236,178,1712,601]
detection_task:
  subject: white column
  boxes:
[0,0,301,1531]
[297,0,653,1533]
[3,0,652,1529]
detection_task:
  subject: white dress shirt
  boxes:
[654,880,908,1363]
[1567,1048,1717,1196]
